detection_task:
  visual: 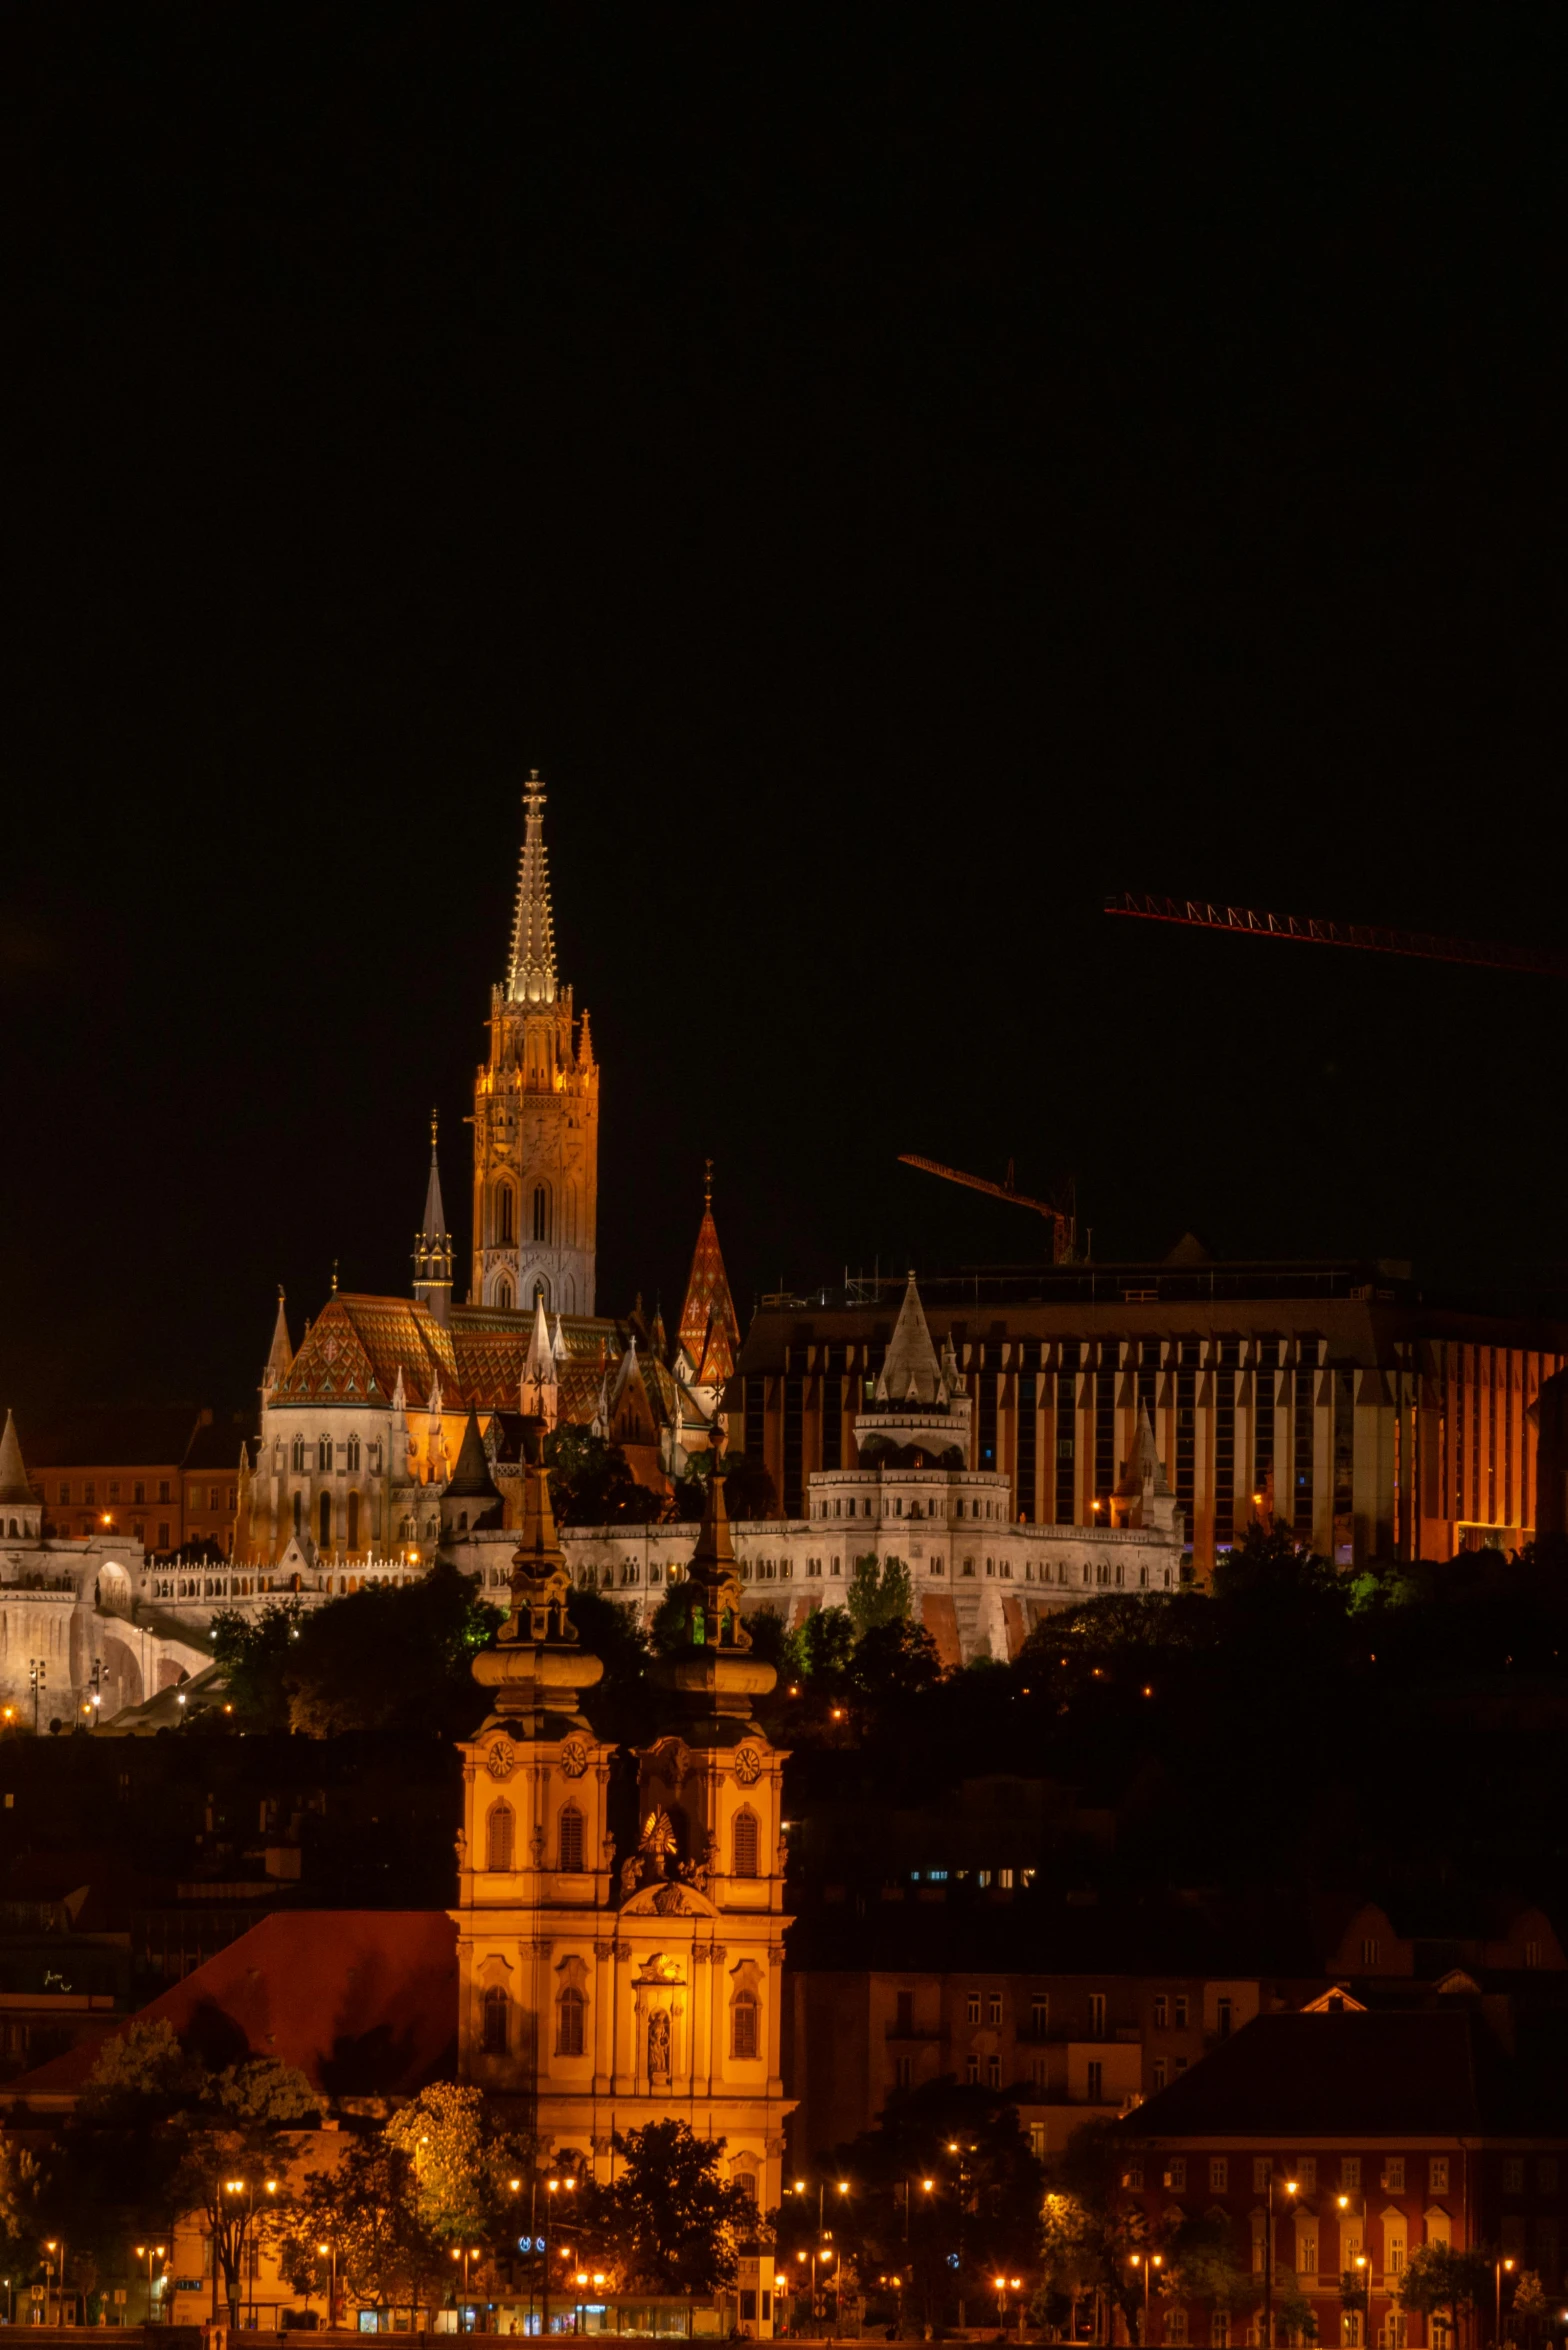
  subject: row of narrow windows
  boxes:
[812,1493,1004,1521]
[484,1803,761,1878]
[481,1982,760,2063]
[289,1436,368,1474]
[493,1185,554,1247]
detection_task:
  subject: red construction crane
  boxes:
[1103,890,1568,980]
[898,1153,1077,1263]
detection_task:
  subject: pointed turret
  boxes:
[0,1410,32,1504]
[677,1162,741,1392]
[413,1112,454,1327]
[0,1410,42,1540]
[1111,1403,1183,1541]
[471,1423,603,1733]
[522,1291,560,1428]
[874,1271,947,1407]
[262,1290,293,1397]
[506,770,558,1007]
[442,1408,503,1536]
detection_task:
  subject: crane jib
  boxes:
[1104,891,1568,981]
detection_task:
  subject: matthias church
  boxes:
[239,775,738,1575]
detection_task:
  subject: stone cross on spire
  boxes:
[506,769,558,1007]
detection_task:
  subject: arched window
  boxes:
[732,1808,760,1879]
[347,1492,360,1550]
[533,1185,549,1243]
[557,1985,586,2057]
[559,1804,585,1873]
[290,1436,305,1473]
[494,1275,514,1310]
[346,1434,361,1471]
[292,1492,302,1537]
[734,2168,758,2209]
[487,1802,515,1871]
[496,1186,516,1246]
[318,1492,332,1549]
[481,1984,509,2056]
[318,1436,333,1473]
[732,1991,760,2060]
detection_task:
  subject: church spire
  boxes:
[677,1161,741,1391]
[0,1409,32,1505]
[262,1289,293,1397]
[506,769,558,1007]
[413,1110,454,1326]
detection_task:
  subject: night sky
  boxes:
[5,10,1568,1420]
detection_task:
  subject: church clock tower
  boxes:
[454,1430,793,2211]
[472,773,599,1315]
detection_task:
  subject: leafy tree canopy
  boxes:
[587,2118,756,2294]
[546,1427,661,1525]
[847,1553,913,1636]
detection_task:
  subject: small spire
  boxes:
[414,1113,454,1325]
[263,1290,293,1393]
[677,1163,741,1390]
[0,1409,32,1505]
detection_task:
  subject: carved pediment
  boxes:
[618,1879,719,1921]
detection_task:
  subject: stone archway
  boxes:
[99,1635,144,1713]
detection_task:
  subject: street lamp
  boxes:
[1354,2255,1370,2345]
[134,2245,167,2326]
[1498,2255,1517,2347]
[1130,2252,1164,2345]
[1261,2175,1298,2349]
[317,2244,338,2331]
[542,2172,577,2339]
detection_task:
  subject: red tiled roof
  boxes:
[6,1910,457,2107]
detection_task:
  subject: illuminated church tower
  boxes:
[454,1429,792,2206]
[472,774,599,1314]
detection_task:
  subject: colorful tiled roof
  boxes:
[275,1295,642,1422]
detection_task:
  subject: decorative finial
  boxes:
[430,1106,439,1154]
[704,1156,713,1209]
[331,1258,339,1296]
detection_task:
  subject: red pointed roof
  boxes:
[678,1176,740,1388]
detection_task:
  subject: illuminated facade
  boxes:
[453,1436,792,2210]
[733,1257,1568,1574]
[471,772,599,1316]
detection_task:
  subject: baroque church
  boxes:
[239,775,737,1573]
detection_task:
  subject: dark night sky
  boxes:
[4,8,1568,1420]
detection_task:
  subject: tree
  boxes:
[1512,2267,1547,2346]
[384,2082,530,2247]
[848,1618,943,1707]
[816,2078,1043,2334]
[1400,2244,1492,2346]
[285,1564,501,1735]
[588,2119,756,2293]
[801,1606,856,1681]
[209,1601,307,1729]
[0,2139,47,2279]
[669,1448,777,1523]
[274,2137,445,2329]
[847,1554,913,1636]
[545,1427,661,1525]
[76,2027,316,2327]
[1158,2212,1257,2322]
[166,2064,317,2326]
[744,1603,807,1686]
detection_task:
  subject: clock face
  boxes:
[485,1736,516,1782]
[560,1735,589,1779]
[734,1745,762,1786]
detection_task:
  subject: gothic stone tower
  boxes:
[472,773,599,1315]
[454,1433,792,2211]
